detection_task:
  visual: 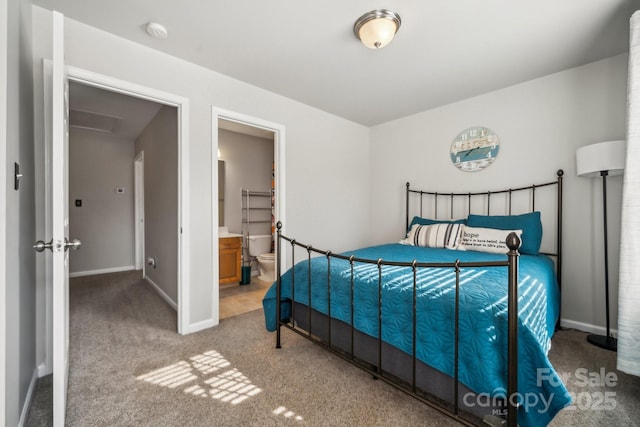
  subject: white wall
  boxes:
[135,105,179,304]
[370,54,628,334]
[69,128,136,275]
[219,128,274,236]
[3,0,36,425]
[29,5,628,345]
[31,6,370,331]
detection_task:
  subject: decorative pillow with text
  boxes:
[457,226,522,254]
[467,212,541,255]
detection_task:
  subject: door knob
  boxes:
[34,238,82,252]
[33,239,54,253]
[64,238,82,251]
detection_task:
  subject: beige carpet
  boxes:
[26,271,640,426]
[548,327,640,426]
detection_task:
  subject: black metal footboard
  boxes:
[273,170,564,427]
[274,222,521,426]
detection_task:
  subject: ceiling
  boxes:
[69,81,162,139]
[69,81,275,141]
[219,119,275,140]
[36,0,640,126]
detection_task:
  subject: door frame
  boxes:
[134,151,145,271]
[41,64,192,350]
[66,66,190,334]
[211,107,286,324]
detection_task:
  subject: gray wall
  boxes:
[26,5,629,384]
[31,7,371,331]
[135,105,178,304]
[370,54,628,334]
[219,128,274,236]
[69,128,136,275]
[3,0,35,425]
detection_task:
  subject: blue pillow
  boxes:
[408,216,466,233]
[466,212,542,255]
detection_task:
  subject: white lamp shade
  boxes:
[354,9,401,49]
[357,18,398,49]
[576,140,626,177]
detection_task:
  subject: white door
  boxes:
[30,9,73,426]
[51,11,77,427]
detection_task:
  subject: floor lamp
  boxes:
[576,139,626,352]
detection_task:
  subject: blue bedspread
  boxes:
[262,244,571,426]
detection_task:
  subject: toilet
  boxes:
[247,234,275,282]
[256,253,276,282]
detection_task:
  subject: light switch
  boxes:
[14,163,22,191]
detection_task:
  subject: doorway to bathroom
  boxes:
[213,109,285,321]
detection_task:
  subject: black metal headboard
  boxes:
[405,169,564,296]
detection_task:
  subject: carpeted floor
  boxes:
[26,271,640,426]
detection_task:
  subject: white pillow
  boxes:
[400,223,463,249]
[457,225,522,254]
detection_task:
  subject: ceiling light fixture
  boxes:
[353,9,401,49]
[146,22,168,40]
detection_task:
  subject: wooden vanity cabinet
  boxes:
[219,236,242,285]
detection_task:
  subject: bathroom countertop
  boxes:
[218,226,242,239]
[219,232,243,238]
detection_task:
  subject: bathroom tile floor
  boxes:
[219,277,273,320]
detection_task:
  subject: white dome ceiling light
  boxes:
[353,9,401,49]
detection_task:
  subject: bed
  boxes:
[262,170,571,426]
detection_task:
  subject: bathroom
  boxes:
[218,119,275,318]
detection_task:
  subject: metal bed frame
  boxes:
[274,169,564,426]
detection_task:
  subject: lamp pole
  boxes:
[587,170,617,351]
[576,140,625,352]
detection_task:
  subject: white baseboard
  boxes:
[18,368,39,427]
[37,362,51,378]
[143,276,177,310]
[188,318,217,334]
[143,276,216,335]
[560,318,618,338]
[70,265,136,278]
